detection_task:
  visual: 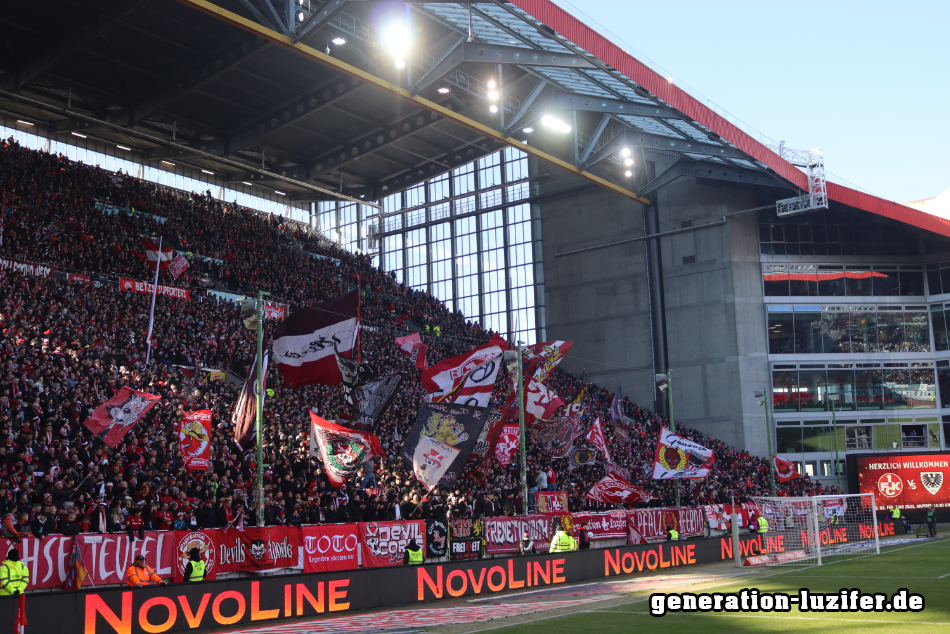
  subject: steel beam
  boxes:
[639,160,787,196]
[503,80,549,135]
[1,0,145,92]
[128,35,270,125]
[583,129,743,171]
[226,74,365,155]
[411,37,466,96]
[547,90,681,119]
[236,0,279,32]
[462,42,595,68]
[293,0,350,43]
[579,115,610,165]
[308,108,444,178]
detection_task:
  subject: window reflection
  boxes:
[772,371,799,412]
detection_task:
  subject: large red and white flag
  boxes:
[586,473,655,504]
[585,416,613,465]
[168,252,189,280]
[494,424,521,466]
[506,378,563,425]
[395,332,429,370]
[273,291,359,388]
[772,455,800,482]
[141,238,173,270]
[523,340,573,383]
[84,387,161,448]
[178,410,212,471]
[421,334,507,398]
[310,413,385,487]
[653,427,715,479]
[435,352,503,408]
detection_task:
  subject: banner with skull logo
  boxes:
[84,386,160,448]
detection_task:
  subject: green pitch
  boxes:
[473,538,950,634]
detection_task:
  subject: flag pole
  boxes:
[255,290,267,527]
[144,236,162,365]
[668,369,679,509]
[517,340,527,515]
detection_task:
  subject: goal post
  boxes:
[748,493,880,566]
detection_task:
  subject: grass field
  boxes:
[446,538,950,634]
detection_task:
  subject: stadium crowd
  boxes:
[0,135,835,538]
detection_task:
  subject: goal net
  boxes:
[747,493,880,565]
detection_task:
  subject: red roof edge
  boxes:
[509,0,950,238]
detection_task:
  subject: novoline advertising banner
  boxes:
[851,452,950,510]
[23,533,821,634]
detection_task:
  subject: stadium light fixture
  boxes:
[522,127,534,133]
[394,59,406,69]
[201,169,213,175]
[71,132,87,139]
[487,79,497,90]
[624,158,634,167]
[242,181,253,186]
[332,36,346,46]
[160,160,175,166]
[298,12,306,22]
[620,147,631,158]
[489,105,498,113]
[754,390,766,406]
[15,120,33,126]
[116,145,131,151]
[487,90,499,101]
[541,115,570,134]
[624,170,632,178]
[274,190,286,196]
[383,24,411,69]
[437,86,450,94]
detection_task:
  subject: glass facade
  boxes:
[323,147,540,344]
[767,305,930,354]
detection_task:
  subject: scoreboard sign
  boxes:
[855,453,950,509]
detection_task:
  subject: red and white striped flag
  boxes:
[142,238,173,270]
[395,332,429,370]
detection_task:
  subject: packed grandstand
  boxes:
[0,135,839,544]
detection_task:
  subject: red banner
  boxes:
[215,527,300,573]
[483,515,553,553]
[67,273,91,284]
[83,386,161,448]
[178,410,212,471]
[263,302,287,320]
[572,510,628,540]
[303,525,359,573]
[0,257,54,278]
[856,452,950,509]
[626,508,706,544]
[172,530,219,582]
[535,491,569,514]
[119,277,191,300]
[358,520,425,568]
[0,532,177,590]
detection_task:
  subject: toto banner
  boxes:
[358,520,425,568]
[303,525,359,573]
[573,510,628,540]
[856,452,950,509]
[484,515,552,553]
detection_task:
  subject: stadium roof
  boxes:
[1,0,947,237]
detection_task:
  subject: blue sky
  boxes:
[550,0,950,204]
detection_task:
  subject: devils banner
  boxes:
[358,520,426,568]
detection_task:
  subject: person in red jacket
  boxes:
[127,507,145,542]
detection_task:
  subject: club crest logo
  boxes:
[921,472,943,496]
[423,412,469,445]
[877,473,903,498]
[176,531,215,576]
[658,445,687,471]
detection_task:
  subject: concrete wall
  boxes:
[537,161,776,455]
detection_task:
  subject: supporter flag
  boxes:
[84,386,160,448]
[233,352,268,452]
[15,593,26,634]
[142,237,173,269]
[435,352,503,408]
[523,340,573,383]
[272,291,359,387]
[605,462,631,481]
[586,472,655,504]
[609,384,623,421]
[168,252,189,280]
[653,427,715,479]
[585,416,613,465]
[310,412,385,487]
[772,455,800,482]
[523,379,564,424]
[495,424,521,466]
[395,333,429,370]
[462,409,504,484]
[36,214,65,241]
[63,540,88,590]
[336,349,378,411]
[568,446,598,470]
[351,374,405,430]
[532,415,578,458]
[178,410,212,471]
[401,402,489,488]
[422,334,507,398]
[557,377,586,417]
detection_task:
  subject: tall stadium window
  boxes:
[938,362,950,409]
[827,367,856,410]
[856,367,884,410]
[793,310,823,354]
[767,311,794,354]
[772,370,799,412]
[904,310,930,352]
[798,368,827,411]
[776,426,804,453]
[932,305,949,351]
[877,311,905,352]
[821,311,850,352]
[883,367,911,409]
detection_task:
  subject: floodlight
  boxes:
[394,59,406,69]
[383,24,411,58]
[489,105,498,113]
[559,124,571,134]
[332,36,347,45]
[624,170,632,178]
[116,145,131,151]
[487,79,497,89]
[522,127,534,133]
[621,147,631,158]
[437,87,450,94]
[71,132,87,139]
[487,90,499,101]
[624,158,633,166]
[298,12,306,22]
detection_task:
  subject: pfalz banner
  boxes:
[484,514,552,553]
[303,524,359,573]
[855,452,950,509]
[627,508,705,544]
